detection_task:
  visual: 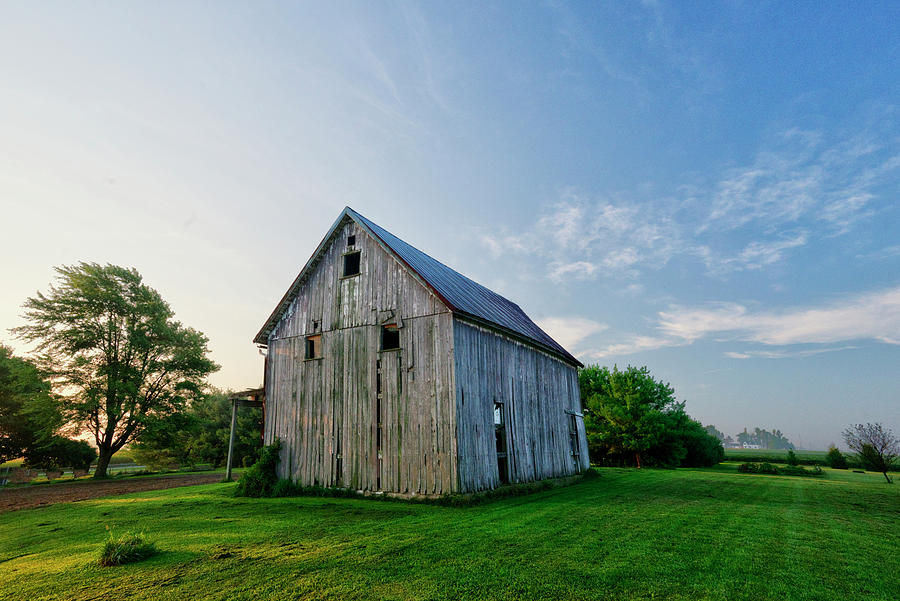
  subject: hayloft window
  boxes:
[347,234,356,247]
[381,324,400,351]
[343,251,361,277]
[305,334,322,360]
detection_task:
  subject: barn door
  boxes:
[494,401,509,484]
[567,411,585,472]
[376,349,402,491]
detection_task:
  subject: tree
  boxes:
[704,425,725,442]
[786,449,798,466]
[0,344,62,463]
[132,389,262,469]
[25,436,96,471]
[13,263,218,477]
[580,365,723,468]
[826,444,848,469]
[580,365,676,468]
[842,423,899,483]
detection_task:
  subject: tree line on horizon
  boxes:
[703,425,795,450]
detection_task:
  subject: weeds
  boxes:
[98,531,158,566]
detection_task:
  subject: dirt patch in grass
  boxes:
[0,473,222,513]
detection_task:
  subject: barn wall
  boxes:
[264,219,457,494]
[453,319,588,492]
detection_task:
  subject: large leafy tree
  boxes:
[13,263,218,477]
[580,364,723,468]
[842,423,899,484]
[0,344,62,463]
[580,365,677,468]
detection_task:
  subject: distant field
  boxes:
[724,448,829,461]
[722,448,899,472]
[1,463,897,600]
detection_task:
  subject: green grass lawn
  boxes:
[1,464,897,601]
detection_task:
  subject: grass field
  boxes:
[1,464,897,601]
[723,448,830,461]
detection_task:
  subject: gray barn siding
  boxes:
[453,319,589,492]
[264,220,457,495]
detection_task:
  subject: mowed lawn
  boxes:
[1,465,897,601]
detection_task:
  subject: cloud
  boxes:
[581,335,678,359]
[482,193,683,282]
[697,231,809,275]
[536,317,608,351]
[479,113,899,282]
[724,346,858,360]
[657,286,900,346]
[548,261,600,282]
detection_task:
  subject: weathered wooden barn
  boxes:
[254,207,589,494]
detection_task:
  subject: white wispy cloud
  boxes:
[724,346,858,360]
[481,115,898,282]
[581,335,678,360]
[536,316,608,351]
[482,193,683,282]
[657,286,900,346]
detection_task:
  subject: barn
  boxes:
[254,207,589,495]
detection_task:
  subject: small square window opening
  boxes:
[381,324,400,351]
[343,251,361,277]
[347,235,356,247]
[305,334,322,360]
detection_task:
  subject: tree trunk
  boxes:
[94,446,113,478]
[635,452,642,469]
[883,470,893,484]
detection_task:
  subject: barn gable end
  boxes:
[258,207,587,495]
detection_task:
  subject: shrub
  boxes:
[786,450,799,466]
[826,445,848,469]
[234,439,280,497]
[738,462,824,477]
[24,437,96,471]
[98,532,158,566]
[779,465,824,477]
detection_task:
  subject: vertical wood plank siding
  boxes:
[453,319,589,492]
[264,220,457,494]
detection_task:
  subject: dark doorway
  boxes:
[568,413,581,471]
[494,402,509,484]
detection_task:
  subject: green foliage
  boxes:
[843,423,899,483]
[0,344,62,464]
[579,365,723,468]
[98,531,158,567]
[737,462,824,477]
[13,263,219,477]
[234,439,280,497]
[132,390,262,470]
[704,425,726,441]
[786,449,799,466]
[24,436,96,471]
[826,445,848,469]
[736,427,794,450]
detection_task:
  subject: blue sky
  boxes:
[2,2,898,449]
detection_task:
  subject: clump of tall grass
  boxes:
[98,531,158,566]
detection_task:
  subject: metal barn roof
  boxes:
[254,207,582,367]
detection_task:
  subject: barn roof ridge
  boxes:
[254,206,582,367]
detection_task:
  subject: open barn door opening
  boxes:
[494,401,509,484]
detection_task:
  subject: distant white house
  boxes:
[742,443,762,450]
